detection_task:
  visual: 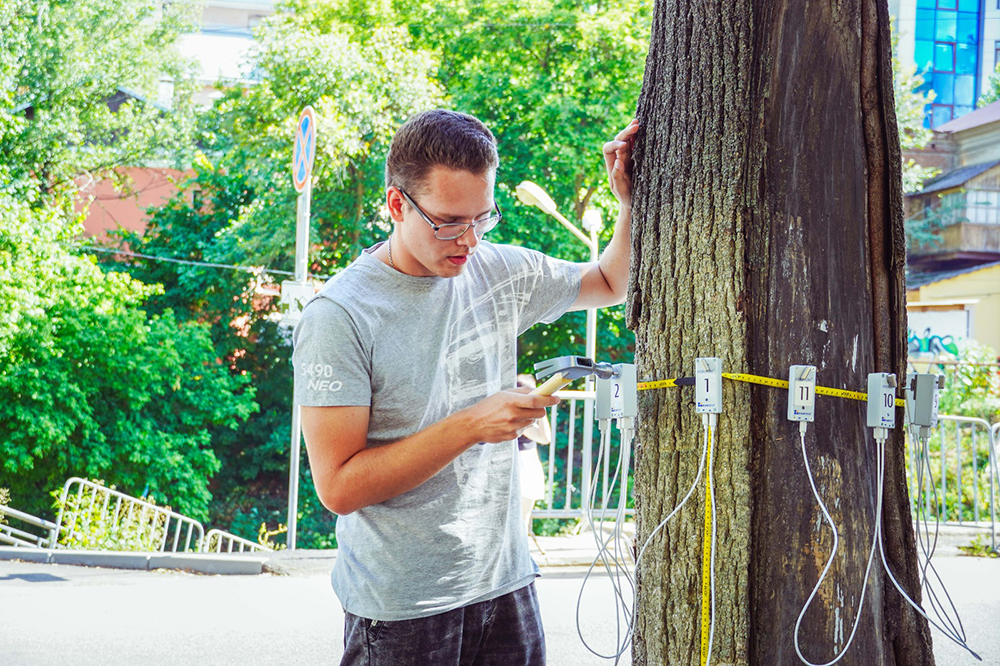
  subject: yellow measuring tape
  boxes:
[700,423,713,666]
[638,371,906,407]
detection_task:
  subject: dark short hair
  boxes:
[385,109,499,195]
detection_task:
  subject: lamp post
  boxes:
[516,181,602,514]
[515,181,601,361]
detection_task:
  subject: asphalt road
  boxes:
[0,556,995,665]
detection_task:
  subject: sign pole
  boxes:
[286,106,317,551]
[287,180,310,551]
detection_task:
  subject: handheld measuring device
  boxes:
[532,355,617,395]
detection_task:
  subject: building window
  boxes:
[916,2,981,127]
[935,43,956,72]
[932,104,954,127]
[966,190,1000,225]
[995,41,1000,70]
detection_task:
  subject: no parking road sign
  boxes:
[292,106,317,193]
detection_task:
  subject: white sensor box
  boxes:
[867,373,897,429]
[597,364,638,419]
[695,357,723,414]
[906,373,943,429]
[787,365,817,423]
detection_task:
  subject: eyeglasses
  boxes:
[398,188,503,240]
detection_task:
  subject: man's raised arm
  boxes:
[572,119,639,311]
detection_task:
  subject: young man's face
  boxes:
[388,166,496,278]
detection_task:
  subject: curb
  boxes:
[0,546,267,575]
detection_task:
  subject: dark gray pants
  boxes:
[340,582,545,666]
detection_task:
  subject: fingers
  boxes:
[615,118,639,142]
[604,119,639,179]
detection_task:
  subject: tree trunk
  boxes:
[627,1,934,664]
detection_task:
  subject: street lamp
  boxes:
[515,180,601,363]
[516,180,603,519]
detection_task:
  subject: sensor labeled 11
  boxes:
[787,365,817,423]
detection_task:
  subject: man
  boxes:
[293,109,637,665]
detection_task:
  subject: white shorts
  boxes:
[518,447,546,502]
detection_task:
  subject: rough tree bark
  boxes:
[627,1,934,664]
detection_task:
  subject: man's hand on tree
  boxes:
[603,119,639,210]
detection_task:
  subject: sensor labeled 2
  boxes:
[787,365,816,423]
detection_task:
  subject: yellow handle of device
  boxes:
[531,373,573,396]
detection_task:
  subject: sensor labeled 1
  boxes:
[695,357,723,414]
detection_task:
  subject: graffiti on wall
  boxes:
[908,327,960,371]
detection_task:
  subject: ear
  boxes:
[386,187,405,222]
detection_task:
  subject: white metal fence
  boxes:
[534,390,632,521]
[906,416,998,527]
[0,505,58,548]
[203,529,270,554]
[54,477,206,552]
[0,477,268,554]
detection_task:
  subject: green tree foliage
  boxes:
[103,11,442,545]
[0,1,256,521]
[196,17,443,271]
[0,0,200,200]
[0,188,257,520]
[105,0,650,544]
[300,0,650,366]
[891,23,937,194]
[979,64,1000,106]
[938,340,1000,422]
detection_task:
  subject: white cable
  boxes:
[705,413,718,666]
[903,397,971,642]
[874,430,983,661]
[576,420,636,660]
[793,421,878,666]
[907,420,967,642]
[576,414,711,662]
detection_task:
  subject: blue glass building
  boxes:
[913,0,982,127]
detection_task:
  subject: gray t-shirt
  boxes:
[292,240,581,620]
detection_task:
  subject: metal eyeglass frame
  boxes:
[398,188,503,240]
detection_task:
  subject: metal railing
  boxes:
[534,390,632,520]
[905,416,1000,547]
[2,478,269,554]
[0,505,58,548]
[202,529,270,554]
[54,477,206,553]
[534,395,999,548]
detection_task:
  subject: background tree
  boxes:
[0,1,260,521]
[101,11,442,544]
[281,0,650,365]
[979,65,1000,106]
[891,24,937,195]
[629,1,933,664]
[112,0,652,543]
[0,188,256,520]
[0,0,199,200]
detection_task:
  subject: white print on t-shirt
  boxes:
[442,273,531,409]
[303,363,344,392]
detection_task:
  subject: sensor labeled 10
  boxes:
[866,372,897,429]
[787,365,817,423]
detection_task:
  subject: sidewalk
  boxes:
[0,520,991,576]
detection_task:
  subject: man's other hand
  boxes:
[462,388,560,444]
